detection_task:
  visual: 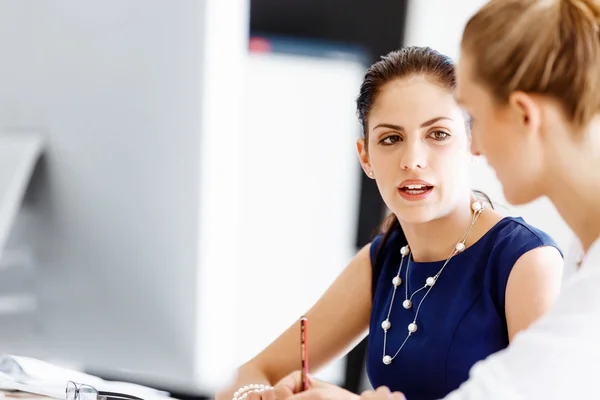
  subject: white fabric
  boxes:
[444,236,600,400]
[562,236,584,281]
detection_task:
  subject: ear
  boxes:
[507,91,542,136]
[356,138,374,178]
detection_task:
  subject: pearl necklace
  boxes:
[380,201,484,365]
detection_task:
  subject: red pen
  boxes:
[300,316,309,391]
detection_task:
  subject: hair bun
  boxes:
[561,0,600,27]
[462,0,600,130]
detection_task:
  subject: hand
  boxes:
[359,386,406,400]
[270,370,358,400]
[234,371,326,400]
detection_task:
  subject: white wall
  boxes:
[234,51,366,384]
[196,0,249,391]
[404,0,574,253]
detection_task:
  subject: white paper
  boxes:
[0,355,171,400]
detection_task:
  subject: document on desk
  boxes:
[0,355,172,400]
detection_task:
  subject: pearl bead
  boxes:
[408,322,418,333]
[455,242,465,252]
[471,201,482,212]
[392,276,402,287]
[382,355,392,365]
[400,246,410,256]
[233,384,274,400]
[402,299,412,309]
[381,319,391,330]
[426,276,436,287]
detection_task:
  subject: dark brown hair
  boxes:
[462,0,600,130]
[357,47,457,145]
[356,47,491,293]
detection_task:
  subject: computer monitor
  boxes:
[0,0,249,395]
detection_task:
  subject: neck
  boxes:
[546,163,600,254]
[546,120,600,253]
[399,195,476,262]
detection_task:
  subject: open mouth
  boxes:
[399,184,433,195]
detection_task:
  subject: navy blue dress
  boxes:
[367,217,561,400]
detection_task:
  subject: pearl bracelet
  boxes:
[232,384,273,400]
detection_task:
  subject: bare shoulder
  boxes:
[499,217,564,340]
[478,207,506,230]
[505,244,563,339]
[465,206,506,246]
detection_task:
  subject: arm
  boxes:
[504,245,563,341]
[440,250,600,400]
[215,244,375,400]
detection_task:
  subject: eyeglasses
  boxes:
[66,381,145,400]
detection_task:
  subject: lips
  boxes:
[399,179,433,191]
[398,179,434,201]
[401,184,432,194]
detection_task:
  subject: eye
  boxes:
[429,131,450,141]
[379,135,401,146]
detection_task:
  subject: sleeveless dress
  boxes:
[366,216,562,400]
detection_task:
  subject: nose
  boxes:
[470,130,481,156]
[470,140,481,156]
[401,140,427,170]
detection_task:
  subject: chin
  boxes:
[493,162,546,206]
[385,189,445,224]
[394,203,440,224]
[502,183,542,206]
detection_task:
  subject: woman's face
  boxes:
[455,52,548,205]
[357,75,473,224]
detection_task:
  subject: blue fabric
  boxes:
[366,217,562,400]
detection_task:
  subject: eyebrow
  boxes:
[373,116,453,131]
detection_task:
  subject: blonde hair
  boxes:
[461,0,600,129]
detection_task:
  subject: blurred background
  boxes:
[0,1,573,400]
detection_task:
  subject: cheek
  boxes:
[369,151,396,181]
[474,120,504,159]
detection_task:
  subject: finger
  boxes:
[261,388,276,400]
[272,382,294,400]
[306,374,324,389]
[375,386,391,396]
[360,389,376,400]
[247,392,263,400]
[287,389,322,400]
[390,392,406,400]
[275,370,303,394]
[275,370,323,394]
